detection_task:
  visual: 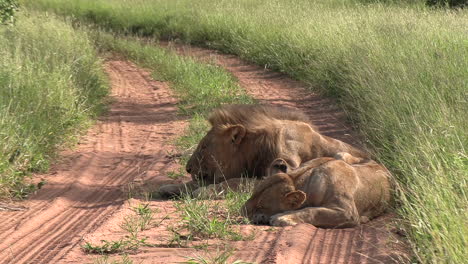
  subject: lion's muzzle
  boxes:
[251,213,270,225]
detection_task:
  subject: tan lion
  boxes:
[159,104,368,197]
[242,153,391,228]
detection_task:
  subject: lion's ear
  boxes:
[225,125,246,145]
[284,191,306,210]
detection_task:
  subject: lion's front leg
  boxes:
[158,181,199,198]
[270,206,360,228]
[269,211,302,226]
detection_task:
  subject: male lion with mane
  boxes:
[242,153,391,228]
[159,104,368,197]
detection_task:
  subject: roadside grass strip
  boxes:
[21,0,468,261]
[0,12,108,199]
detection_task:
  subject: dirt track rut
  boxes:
[0,60,185,264]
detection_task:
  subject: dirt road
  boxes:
[0,60,186,264]
[0,50,406,263]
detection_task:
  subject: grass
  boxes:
[92,254,136,264]
[82,239,144,255]
[181,246,253,264]
[168,181,255,246]
[0,11,108,199]
[22,0,468,262]
[120,203,157,234]
[82,203,155,255]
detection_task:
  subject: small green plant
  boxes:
[83,240,129,255]
[92,254,136,264]
[121,203,156,235]
[173,196,233,240]
[171,186,255,243]
[167,226,192,248]
[82,237,148,254]
[83,203,155,254]
[224,180,255,221]
[133,203,156,230]
[181,247,253,264]
[0,0,18,25]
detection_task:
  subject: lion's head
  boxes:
[241,166,306,224]
[241,157,336,224]
[185,104,311,184]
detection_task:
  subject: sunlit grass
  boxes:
[0,12,108,199]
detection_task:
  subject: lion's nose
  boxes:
[252,214,269,225]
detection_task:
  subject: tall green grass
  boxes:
[0,13,108,199]
[25,0,467,262]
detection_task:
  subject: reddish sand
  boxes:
[0,49,408,264]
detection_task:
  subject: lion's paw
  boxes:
[269,213,299,227]
[158,184,183,198]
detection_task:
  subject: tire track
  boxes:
[0,60,186,264]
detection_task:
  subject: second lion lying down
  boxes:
[242,153,391,228]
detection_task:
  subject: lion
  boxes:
[158,104,368,197]
[241,152,391,228]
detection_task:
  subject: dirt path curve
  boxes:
[0,60,186,264]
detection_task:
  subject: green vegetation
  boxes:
[182,247,252,264]
[171,182,255,244]
[92,254,135,264]
[19,0,468,262]
[120,203,157,234]
[83,240,140,255]
[82,203,155,254]
[0,12,108,199]
[0,0,18,24]
[426,0,466,8]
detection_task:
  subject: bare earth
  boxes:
[0,48,407,264]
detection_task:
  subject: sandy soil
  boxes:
[0,50,408,264]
